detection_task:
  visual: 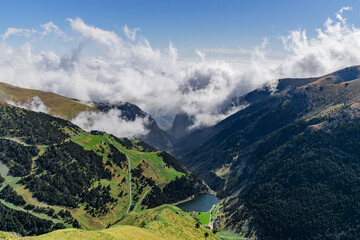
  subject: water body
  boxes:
[176,193,219,212]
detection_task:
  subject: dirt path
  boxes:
[0,137,31,146]
[133,187,152,211]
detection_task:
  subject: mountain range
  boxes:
[1,65,360,239]
[176,65,360,239]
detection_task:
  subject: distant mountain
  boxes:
[177,65,360,239]
[96,102,173,150]
[152,113,176,131]
[0,101,208,235]
[169,113,194,140]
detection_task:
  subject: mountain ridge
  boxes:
[0,82,173,150]
[175,65,360,239]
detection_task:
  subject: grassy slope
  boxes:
[0,205,218,240]
[0,82,96,120]
[0,100,206,237]
[51,131,184,229]
[196,212,211,225]
[0,130,186,230]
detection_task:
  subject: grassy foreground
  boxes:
[0,205,218,240]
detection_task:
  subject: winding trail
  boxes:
[105,135,133,214]
[133,187,152,211]
[133,181,166,211]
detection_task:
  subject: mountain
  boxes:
[0,82,172,150]
[168,83,272,144]
[169,113,194,140]
[96,102,173,150]
[152,113,176,131]
[5,64,360,239]
[0,101,208,236]
[176,65,360,239]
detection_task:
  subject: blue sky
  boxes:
[1,0,360,58]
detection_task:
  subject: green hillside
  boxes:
[0,101,207,236]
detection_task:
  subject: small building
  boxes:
[91,130,104,135]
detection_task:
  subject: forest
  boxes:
[224,117,360,240]
[0,139,39,177]
[21,141,114,214]
[157,151,187,174]
[143,175,207,208]
[0,101,205,235]
[0,103,78,145]
[0,201,63,236]
[0,185,26,206]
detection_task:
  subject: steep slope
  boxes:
[224,111,360,239]
[177,66,360,182]
[178,65,360,239]
[0,102,207,236]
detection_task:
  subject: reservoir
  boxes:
[176,193,219,212]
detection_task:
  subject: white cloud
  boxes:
[337,6,352,22]
[67,17,125,58]
[0,8,359,133]
[41,21,67,38]
[278,8,360,78]
[6,96,49,113]
[122,25,140,41]
[201,48,252,56]
[1,22,66,41]
[71,109,149,138]
[1,28,37,40]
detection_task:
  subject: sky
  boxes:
[2,1,360,137]
[1,0,360,58]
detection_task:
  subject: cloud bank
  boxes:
[0,7,359,135]
[72,109,149,138]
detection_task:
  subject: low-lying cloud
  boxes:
[6,96,49,114]
[0,7,359,135]
[72,109,149,138]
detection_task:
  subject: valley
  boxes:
[2,2,360,239]
[1,66,360,239]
